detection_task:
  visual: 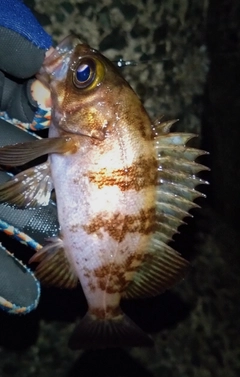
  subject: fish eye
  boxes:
[73,58,96,88]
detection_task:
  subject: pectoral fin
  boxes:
[0,136,78,166]
[0,162,53,208]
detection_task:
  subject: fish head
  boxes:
[38,35,139,141]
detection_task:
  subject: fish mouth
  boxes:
[37,35,107,142]
[37,35,82,86]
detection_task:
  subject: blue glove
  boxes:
[0,0,52,78]
[0,0,57,315]
[0,0,52,123]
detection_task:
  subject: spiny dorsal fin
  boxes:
[124,125,208,299]
[30,237,78,289]
[157,146,208,162]
[155,131,208,244]
[156,132,197,146]
[152,118,178,135]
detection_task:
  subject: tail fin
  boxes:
[68,311,153,349]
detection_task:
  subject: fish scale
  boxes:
[49,119,156,300]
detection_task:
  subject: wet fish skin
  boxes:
[0,36,208,349]
[46,37,158,348]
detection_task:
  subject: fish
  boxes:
[0,35,208,349]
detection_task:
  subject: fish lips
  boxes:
[37,35,82,86]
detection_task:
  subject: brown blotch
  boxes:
[83,268,91,279]
[95,264,126,293]
[90,306,121,319]
[86,155,158,191]
[69,224,81,233]
[73,177,80,185]
[91,253,146,294]
[88,280,96,292]
[82,207,156,243]
[135,103,153,139]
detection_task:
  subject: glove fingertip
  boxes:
[0,28,46,78]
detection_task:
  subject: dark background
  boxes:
[0,0,240,376]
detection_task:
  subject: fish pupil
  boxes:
[73,58,97,88]
[76,64,90,83]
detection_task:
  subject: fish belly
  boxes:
[50,132,156,316]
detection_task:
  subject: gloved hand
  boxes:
[0,0,59,314]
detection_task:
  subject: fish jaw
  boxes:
[37,35,81,86]
[39,37,155,142]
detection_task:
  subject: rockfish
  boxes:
[0,36,207,349]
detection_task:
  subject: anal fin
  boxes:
[30,237,78,289]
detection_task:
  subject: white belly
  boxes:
[49,129,156,310]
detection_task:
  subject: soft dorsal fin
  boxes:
[123,240,189,299]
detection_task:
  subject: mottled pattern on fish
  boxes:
[48,101,157,315]
[0,36,208,348]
